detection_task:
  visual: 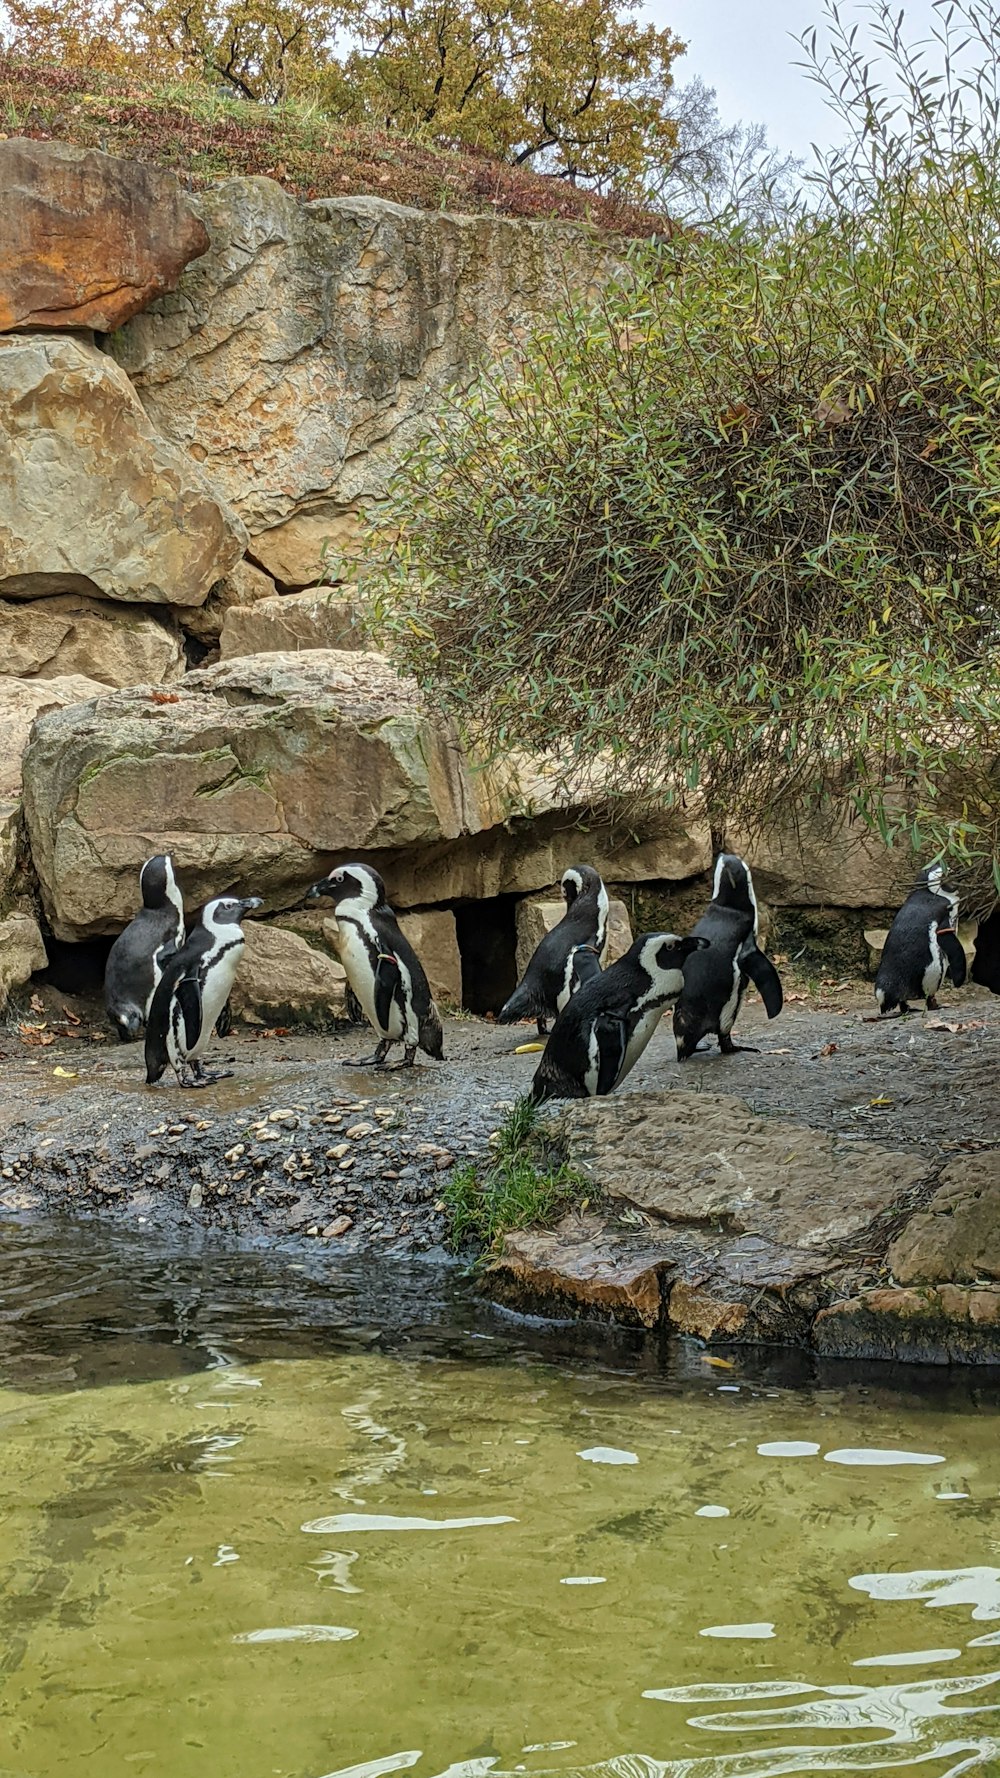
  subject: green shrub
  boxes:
[369,2,1000,898]
[443,1096,589,1249]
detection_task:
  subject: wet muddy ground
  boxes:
[0,974,997,1253]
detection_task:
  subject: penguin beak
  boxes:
[239,897,263,915]
[306,878,331,902]
[682,935,711,955]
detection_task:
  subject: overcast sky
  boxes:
[641,0,949,164]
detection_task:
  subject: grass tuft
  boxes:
[443,1095,589,1250]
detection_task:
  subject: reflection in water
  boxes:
[0,1218,997,1778]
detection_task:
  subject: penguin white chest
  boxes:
[922,923,945,999]
[620,1001,668,1083]
[336,918,408,1041]
[179,937,244,1061]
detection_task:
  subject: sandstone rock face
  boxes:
[814,1285,1000,1364]
[21,650,482,939]
[0,138,209,333]
[250,512,363,589]
[21,648,711,940]
[0,801,21,906]
[397,909,462,1006]
[888,1154,1000,1285]
[514,892,633,978]
[489,1213,667,1327]
[183,558,277,646]
[0,594,184,687]
[0,913,47,1006]
[232,922,347,1025]
[735,804,913,908]
[112,181,622,534]
[0,335,246,606]
[220,588,366,660]
[0,673,108,800]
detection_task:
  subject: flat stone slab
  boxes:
[888,1153,1000,1285]
[488,1213,669,1327]
[553,1091,930,1279]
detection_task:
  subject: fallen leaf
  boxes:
[786,993,809,1002]
[29,993,44,1013]
[60,1005,81,1025]
[702,1355,736,1369]
[925,1018,985,1033]
[52,1066,77,1078]
[149,690,180,705]
[868,1095,894,1109]
[816,1042,838,1057]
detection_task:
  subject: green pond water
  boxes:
[0,1223,998,1777]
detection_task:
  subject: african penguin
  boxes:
[673,853,783,1059]
[531,931,708,1103]
[145,895,261,1088]
[499,865,610,1035]
[307,863,444,1068]
[104,853,185,1042]
[875,864,966,1016]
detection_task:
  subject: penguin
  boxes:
[307,863,444,1068]
[499,865,610,1036]
[145,895,262,1087]
[104,853,185,1042]
[874,864,966,1016]
[673,853,784,1060]
[531,931,708,1103]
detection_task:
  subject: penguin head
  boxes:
[307,864,386,910]
[636,931,710,997]
[203,895,263,932]
[561,865,602,906]
[140,853,182,912]
[111,1007,143,1042]
[918,863,945,894]
[712,853,758,920]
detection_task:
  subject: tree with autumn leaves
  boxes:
[3,0,683,193]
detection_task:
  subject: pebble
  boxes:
[346,1123,375,1139]
[323,1215,353,1238]
[188,1183,204,1209]
[339,1157,355,1172]
[326,1143,350,1159]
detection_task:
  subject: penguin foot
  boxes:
[719,1037,759,1055]
[925,995,940,1011]
[342,1057,386,1069]
[197,1067,234,1083]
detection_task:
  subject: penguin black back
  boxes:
[875,865,966,1015]
[499,865,609,1035]
[673,854,783,1059]
[104,853,185,1042]
[531,931,707,1103]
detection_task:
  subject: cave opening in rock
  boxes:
[454,895,518,1015]
[38,934,114,997]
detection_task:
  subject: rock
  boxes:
[22,647,711,940]
[0,800,21,905]
[182,559,278,646]
[397,909,462,1006]
[732,802,913,908]
[514,892,633,978]
[556,1091,928,1273]
[249,512,363,589]
[0,137,209,333]
[0,595,184,687]
[0,673,108,799]
[0,335,246,606]
[21,650,478,939]
[888,1154,1000,1285]
[488,1213,668,1327]
[666,1282,750,1342]
[220,588,367,660]
[0,913,47,1005]
[112,181,623,532]
[231,922,347,1025]
[814,1285,1000,1364]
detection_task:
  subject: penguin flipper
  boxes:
[939,928,967,988]
[741,947,784,1019]
[176,973,203,1052]
[373,951,402,1033]
[593,1012,628,1096]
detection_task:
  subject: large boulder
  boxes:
[111,182,623,535]
[21,648,710,940]
[0,673,109,800]
[0,335,246,606]
[220,588,366,659]
[0,138,209,334]
[888,1154,1000,1285]
[231,922,347,1025]
[21,650,484,939]
[0,594,184,687]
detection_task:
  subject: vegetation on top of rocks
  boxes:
[0,50,667,234]
[444,1095,589,1249]
[368,0,1000,902]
